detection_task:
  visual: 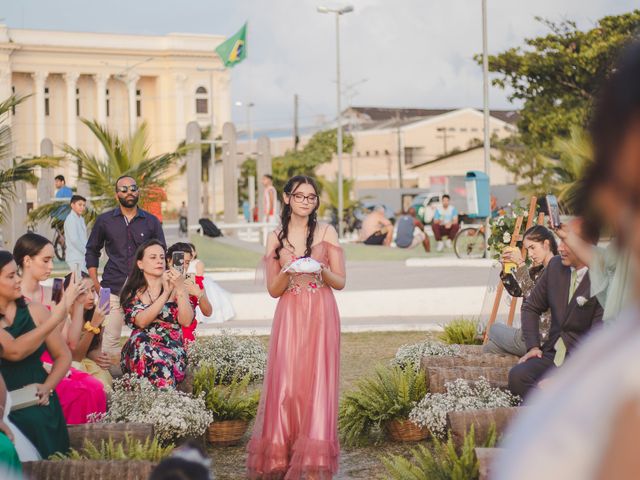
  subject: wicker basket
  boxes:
[206,419,249,445]
[22,460,156,480]
[386,419,429,442]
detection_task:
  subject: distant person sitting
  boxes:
[395,207,430,252]
[54,175,73,199]
[432,194,459,252]
[359,206,393,246]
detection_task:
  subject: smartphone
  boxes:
[546,194,561,229]
[51,278,64,305]
[98,287,111,315]
[172,251,185,275]
[73,264,81,284]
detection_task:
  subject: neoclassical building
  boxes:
[0,24,231,210]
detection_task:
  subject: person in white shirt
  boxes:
[64,195,88,273]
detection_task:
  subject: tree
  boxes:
[29,119,186,225]
[481,10,640,151]
[0,95,58,225]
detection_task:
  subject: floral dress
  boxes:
[120,297,189,388]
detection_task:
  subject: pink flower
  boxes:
[169,330,181,341]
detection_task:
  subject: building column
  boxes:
[0,70,11,105]
[94,73,109,126]
[125,73,139,136]
[63,72,80,147]
[175,73,187,142]
[31,71,48,146]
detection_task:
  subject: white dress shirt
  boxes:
[64,210,88,271]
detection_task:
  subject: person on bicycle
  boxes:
[64,195,88,273]
[432,194,459,252]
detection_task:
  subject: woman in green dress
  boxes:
[0,251,71,458]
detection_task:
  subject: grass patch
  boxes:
[190,235,262,269]
[341,243,449,262]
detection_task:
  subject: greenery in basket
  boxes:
[338,365,427,447]
[409,377,520,439]
[382,424,497,480]
[193,365,260,421]
[188,331,267,384]
[89,375,213,444]
[440,317,483,345]
[50,435,174,461]
[488,199,537,259]
[391,341,461,372]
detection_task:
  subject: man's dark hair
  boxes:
[55,175,65,183]
[115,175,136,190]
[578,218,601,246]
[442,194,451,200]
[264,174,273,181]
[70,195,86,205]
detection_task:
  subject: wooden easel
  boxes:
[483,197,538,342]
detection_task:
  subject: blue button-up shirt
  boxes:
[85,207,166,294]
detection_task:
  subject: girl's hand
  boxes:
[62,280,85,310]
[184,278,202,297]
[162,271,173,297]
[168,269,187,294]
[91,302,109,328]
[35,383,53,406]
[502,249,524,266]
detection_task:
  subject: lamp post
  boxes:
[317,4,354,239]
[235,100,255,154]
[481,0,490,178]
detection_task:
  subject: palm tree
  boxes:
[0,95,59,225]
[550,126,593,213]
[318,177,362,233]
[29,119,188,225]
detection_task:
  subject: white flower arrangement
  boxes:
[576,296,588,307]
[408,377,520,439]
[391,341,461,372]
[90,375,213,444]
[188,331,267,383]
[502,232,511,243]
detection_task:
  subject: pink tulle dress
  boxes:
[246,235,345,479]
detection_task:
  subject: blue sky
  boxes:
[2,0,636,133]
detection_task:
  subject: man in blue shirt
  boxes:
[86,175,165,358]
[432,194,459,252]
[54,175,73,198]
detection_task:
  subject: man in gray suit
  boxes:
[508,218,604,398]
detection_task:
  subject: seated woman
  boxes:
[166,242,212,343]
[120,240,194,388]
[13,232,107,424]
[484,225,558,357]
[0,250,71,458]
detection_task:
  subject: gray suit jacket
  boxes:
[521,256,603,355]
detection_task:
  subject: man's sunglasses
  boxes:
[117,185,139,194]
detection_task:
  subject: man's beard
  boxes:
[118,195,139,208]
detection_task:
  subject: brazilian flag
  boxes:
[215,22,248,68]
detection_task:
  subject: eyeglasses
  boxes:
[117,185,139,194]
[291,193,318,204]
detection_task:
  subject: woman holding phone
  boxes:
[247,175,345,479]
[13,233,107,424]
[0,250,70,458]
[120,240,194,388]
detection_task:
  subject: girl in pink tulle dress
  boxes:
[247,176,346,480]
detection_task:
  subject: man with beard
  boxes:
[85,176,166,362]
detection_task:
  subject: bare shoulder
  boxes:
[27,302,49,326]
[266,231,280,252]
[319,223,339,246]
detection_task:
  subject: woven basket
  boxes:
[206,419,249,445]
[22,460,156,480]
[386,419,429,442]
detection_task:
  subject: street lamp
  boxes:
[235,100,255,154]
[481,0,490,178]
[317,4,354,239]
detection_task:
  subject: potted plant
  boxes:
[338,365,428,446]
[193,365,260,445]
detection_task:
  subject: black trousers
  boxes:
[508,354,555,399]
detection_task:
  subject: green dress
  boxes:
[0,432,21,475]
[1,304,69,458]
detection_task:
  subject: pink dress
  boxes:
[246,238,344,480]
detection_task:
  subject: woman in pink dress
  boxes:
[247,175,346,479]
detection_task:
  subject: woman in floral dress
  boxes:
[120,240,194,388]
[247,175,346,479]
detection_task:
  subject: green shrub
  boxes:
[338,365,427,447]
[440,318,482,345]
[382,424,497,480]
[193,365,260,421]
[50,435,174,461]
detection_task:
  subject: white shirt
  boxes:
[64,210,88,270]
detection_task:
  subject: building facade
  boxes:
[0,24,231,211]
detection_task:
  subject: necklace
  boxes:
[146,288,161,304]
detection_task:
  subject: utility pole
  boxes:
[294,93,300,151]
[482,0,491,178]
[396,119,404,189]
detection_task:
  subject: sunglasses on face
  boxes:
[291,193,318,204]
[117,185,139,194]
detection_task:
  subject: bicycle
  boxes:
[453,223,487,259]
[52,224,66,261]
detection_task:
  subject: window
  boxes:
[471,127,478,132]
[44,87,50,116]
[11,86,15,115]
[384,149,390,156]
[460,127,468,132]
[195,86,208,114]
[136,89,142,117]
[374,150,379,156]
[404,147,415,165]
[448,127,455,132]
[106,89,110,117]
[76,88,80,116]
[365,150,370,156]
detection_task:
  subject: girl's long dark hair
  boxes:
[119,239,166,308]
[523,225,559,256]
[0,250,26,312]
[13,232,52,269]
[274,175,320,260]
